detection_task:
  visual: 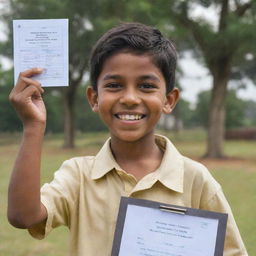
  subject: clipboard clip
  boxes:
[159,205,187,215]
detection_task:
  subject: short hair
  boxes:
[89,23,177,93]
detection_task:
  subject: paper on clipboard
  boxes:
[112,197,228,256]
[13,19,69,87]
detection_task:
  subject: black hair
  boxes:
[89,22,177,93]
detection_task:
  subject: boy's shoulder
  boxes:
[60,155,96,172]
[157,134,209,173]
[54,155,97,181]
[56,138,116,180]
[182,155,210,176]
[181,155,221,191]
[159,134,220,189]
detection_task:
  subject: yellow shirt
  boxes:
[29,135,248,256]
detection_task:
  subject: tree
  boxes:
[146,0,256,157]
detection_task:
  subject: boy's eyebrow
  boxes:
[102,74,122,80]
[138,74,161,82]
[102,74,161,82]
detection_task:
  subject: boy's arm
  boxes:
[8,68,48,228]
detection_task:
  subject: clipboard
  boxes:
[111,197,228,256]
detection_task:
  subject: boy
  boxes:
[8,23,247,255]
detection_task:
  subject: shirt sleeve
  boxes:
[28,158,81,239]
[205,188,248,256]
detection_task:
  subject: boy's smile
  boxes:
[87,52,179,143]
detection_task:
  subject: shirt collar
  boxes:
[154,135,184,193]
[90,135,184,193]
[90,138,121,180]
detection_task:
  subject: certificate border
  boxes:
[111,197,228,256]
[13,19,69,87]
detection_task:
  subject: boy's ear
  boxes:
[86,86,99,112]
[163,88,180,114]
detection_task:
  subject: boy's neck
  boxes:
[110,134,164,180]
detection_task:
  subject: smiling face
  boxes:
[87,52,179,143]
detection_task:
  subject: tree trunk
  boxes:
[63,87,76,148]
[62,64,87,148]
[205,65,230,158]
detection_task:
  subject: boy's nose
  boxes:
[119,88,141,106]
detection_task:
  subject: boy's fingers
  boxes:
[14,76,44,94]
[21,85,43,99]
[14,68,44,91]
[10,80,44,105]
[10,84,43,106]
[20,77,44,93]
[19,68,44,78]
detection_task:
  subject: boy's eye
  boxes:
[139,83,157,90]
[105,83,122,89]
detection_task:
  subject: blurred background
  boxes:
[0,0,255,255]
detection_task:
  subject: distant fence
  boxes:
[225,128,256,140]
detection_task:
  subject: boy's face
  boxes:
[87,53,179,143]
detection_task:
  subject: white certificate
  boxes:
[13,19,69,87]
[112,197,228,256]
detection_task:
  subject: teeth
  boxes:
[118,114,143,121]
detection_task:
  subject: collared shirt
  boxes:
[29,135,248,256]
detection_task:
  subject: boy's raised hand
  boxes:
[9,68,46,127]
[8,68,48,228]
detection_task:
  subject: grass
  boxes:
[0,130,255,255]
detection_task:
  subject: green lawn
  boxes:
[0,130,255,255]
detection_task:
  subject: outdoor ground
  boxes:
[0,130,255,255]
